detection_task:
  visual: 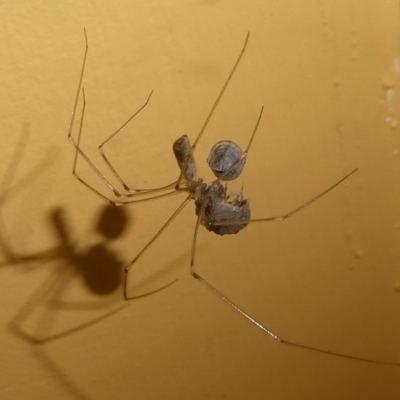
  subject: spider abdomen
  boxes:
[207,140,246,181]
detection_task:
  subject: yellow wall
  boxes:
[1,1,400,399]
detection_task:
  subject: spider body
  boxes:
[172,134,250,235]
[66,29,397,366]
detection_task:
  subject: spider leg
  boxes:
[70,86,179,204]
[176,32,251,189]
[72,172,180,206]
[97,91,178,194]
[69,29,179,204]
[210,168,358,227]
[190,175,398,366]
[123,195,191,300]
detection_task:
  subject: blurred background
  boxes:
[0,1,400,399]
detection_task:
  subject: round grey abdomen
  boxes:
[207,140,246,181]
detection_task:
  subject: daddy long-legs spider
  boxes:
[67,29,398,366]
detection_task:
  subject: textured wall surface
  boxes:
[1,1,400,399]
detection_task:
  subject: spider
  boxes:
[67,29,398,366]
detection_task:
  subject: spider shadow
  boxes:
[0,125,131,399]
[0,123,133,342]
[1,124,188,399]
[6,204,130,344]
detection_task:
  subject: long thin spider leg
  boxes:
[72,86,87,177]
[123,276,179,302]
[70,89,157,199]
[191,176,398,366]
[73,176,181,205]
[190,186,276,333]
[68,28,88,155]
[176,32,251,188]
[211,168,358,227]
[124,195,191,300]
[67,30,130,199]
[68,30,177,203]
[243,105,263,154]
[191,269,399,365]
[192,32,250,150]
[98,91,178,194]
[70,87,177,202]
[73,172,181,206]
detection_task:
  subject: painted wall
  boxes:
[1,1,400,399]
